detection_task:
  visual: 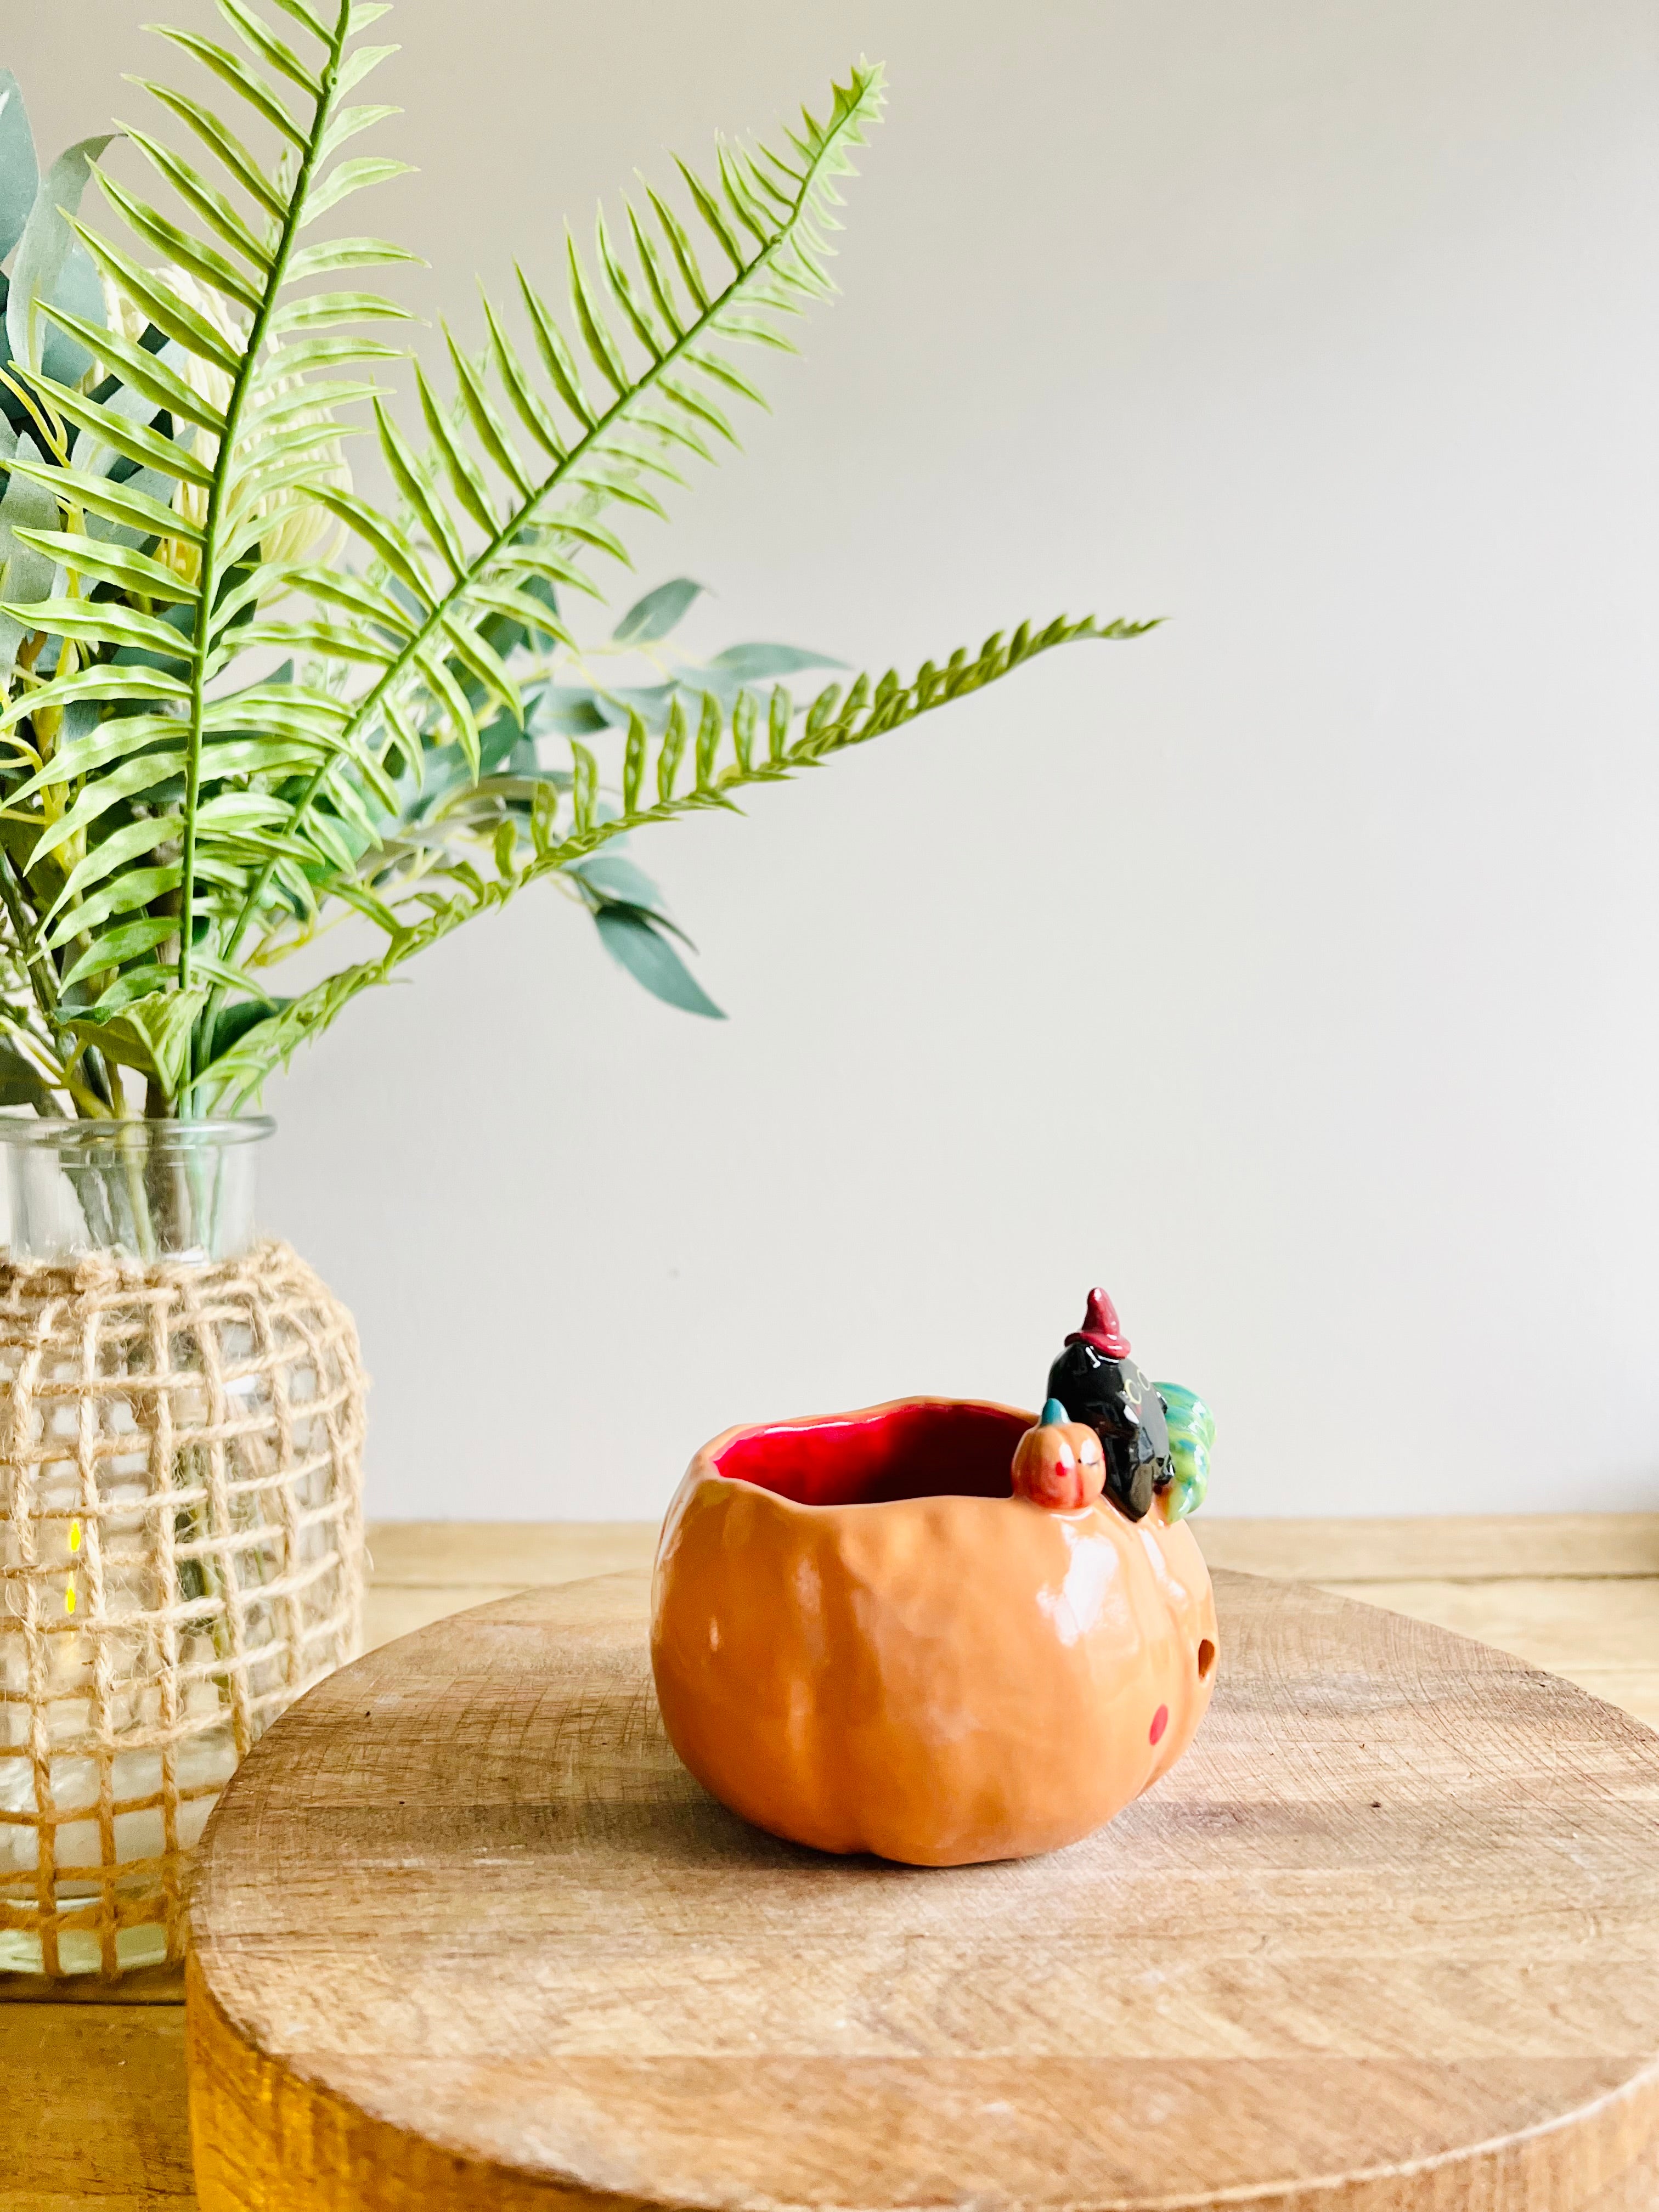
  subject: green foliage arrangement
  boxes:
[0,2,1150,1121]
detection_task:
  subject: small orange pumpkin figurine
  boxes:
[651,1293,1218,1867]
[1010,1402,1107,1510]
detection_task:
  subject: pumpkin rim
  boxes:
[676,1398,1084,1522]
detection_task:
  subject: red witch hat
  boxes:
[1065,1287,1130,1358]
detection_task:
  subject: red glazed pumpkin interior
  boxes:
[713,1401,1028,1506]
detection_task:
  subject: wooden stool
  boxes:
[186,1568,1659,2210]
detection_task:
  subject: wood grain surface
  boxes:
[10,1516,1659,2212]
[183,1565,1659,2212]
[0,2004,196,2210]
[1198,1512,1659,1582]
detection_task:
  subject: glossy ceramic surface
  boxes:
[1010,1406,1107,1510]
[650,1397,1218,1867]
[1042,1289,1214,1524]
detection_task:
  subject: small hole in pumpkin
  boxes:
[1197,1638,1216,1680]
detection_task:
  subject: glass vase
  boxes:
[0,1118,366,1977]
[3,1114,270,1264]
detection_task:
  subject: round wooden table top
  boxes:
[186,1567,1659,2212]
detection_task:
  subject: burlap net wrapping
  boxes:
[0,1239,365,1977]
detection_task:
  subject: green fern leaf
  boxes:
[444,328,533,495]
[289,563,418,636]
[309,486,433,602]
[0,666,190,735]
[479,294,566,460]
[374,397,465,577]
[625,203,684,337]
[46,867,185,954]
[674,157,744,276]
[1,599,198,659]
[286,233,421,281]
[596,213,664,360]
[7,456,202,545]
[462,578,572,646]
[316,103,402,161]
[122,123,275,268]
[21,371,211,483]
[12,527,199,605]
[267,289,409,336]
[644,184,709,312]
[415,363,498,533]
[149,29,308,145]
[38,303,226,431]
[517,267,595,426]
[333,42,400,97]
[438,614,520,721]
[213,0,324,95]
[47,816,187,921]
[32,753,191,871]
[64,220,245,372]
[128,78,287,216]
[93,168,264,309]
[301,155,412,225]
[565,234,630,398]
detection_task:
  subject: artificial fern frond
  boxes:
[0,22,1156,1118]
[195,68,886,991]
[7,1,408,1018]
[193,615,1149,1110]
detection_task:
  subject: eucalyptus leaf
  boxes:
[528,687,612,737]
[569,852,673,918]
[0,428,59,678]
[475,712,522,777]
[578,682,675,733]
[0,72,40,265]
[594,904,724,1018]
[706,641,846,682]
[612,577,706,645]
[5,134,116,384]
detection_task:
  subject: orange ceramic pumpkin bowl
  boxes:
[650,1396,1218,1867]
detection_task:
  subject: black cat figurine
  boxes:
[1044,1288,1170,1522]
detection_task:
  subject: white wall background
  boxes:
[15,1,1659,1519]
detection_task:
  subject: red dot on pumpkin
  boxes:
[1149,1704,1169,1746]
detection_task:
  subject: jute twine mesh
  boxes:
[0,1239,365,1977]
